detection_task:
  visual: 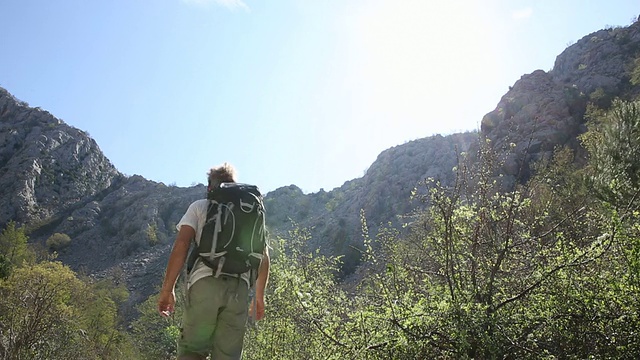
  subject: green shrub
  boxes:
[631,57,640,85]
[147,224,159,246]
[46,233,72,251]
[589,87,612,108]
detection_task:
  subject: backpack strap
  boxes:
[185,241,199,275]
[208,200,228,277]
[214,256,225,278]
[193,200,224,275]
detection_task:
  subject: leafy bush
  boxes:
[147,224,159,246]
[631,57,640,85]
[0,261,138,359]
[46,232,72,251]
[581,99,640,206]
[589,87,611,108]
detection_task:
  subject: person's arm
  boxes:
[157,225,195,317]
[254,246,270,320]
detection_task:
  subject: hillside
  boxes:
[1,18,640,311]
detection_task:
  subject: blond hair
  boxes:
[207,162,237,189]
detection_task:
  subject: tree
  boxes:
[350,135,622,358]
[0,260,138,359]
[0,221,34,278]
[0,262,91,359]
[78,276,137,359]
[581,99,640,209]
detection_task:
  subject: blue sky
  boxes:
[1,1,638,194]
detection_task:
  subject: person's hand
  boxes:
[249,294,265,321]
[158,289,175,318]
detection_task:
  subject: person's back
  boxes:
[158,163,270,360]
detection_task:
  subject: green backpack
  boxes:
[188,182,266,279]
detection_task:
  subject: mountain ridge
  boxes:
[1,17,640,310]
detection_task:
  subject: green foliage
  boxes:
[589,87,612,108]
[244,228,354,359]
[581,99,640,208]
[0,228,137,359]
[46,232,72,251]
[6,100,640,357]
[130,287,185,359]
[0,261,138,359]
[0,221,34,278]
[80,274,136,358]
[0,262,90,359]
[0,254,10,279]
[146,223,159,246]
[248,129,638,358]
[93,270,130,307]
[631,57,640,86]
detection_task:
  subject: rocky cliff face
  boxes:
[0,88,206,306]
[0,83,475,304]
[265,18,640,275]
[0,88,121,225]
[264,133,476,275]
[481,20,640,182]
[2,18,639,313]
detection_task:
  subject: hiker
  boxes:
[158,163,270,360]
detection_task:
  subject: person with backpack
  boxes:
[157,163,270,360]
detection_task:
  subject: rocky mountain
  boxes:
[482,19,640,182]
[0,87,207,305]
[264,132,476,275]
[266,19,640,273]
[0,84,474,307]
[0,89,121,225]
[2,17,640,312]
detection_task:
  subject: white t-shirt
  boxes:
[177,199,250,289]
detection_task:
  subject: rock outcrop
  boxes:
[481,20,640,182]
[0,88,206,306]
[0,88,121,224]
